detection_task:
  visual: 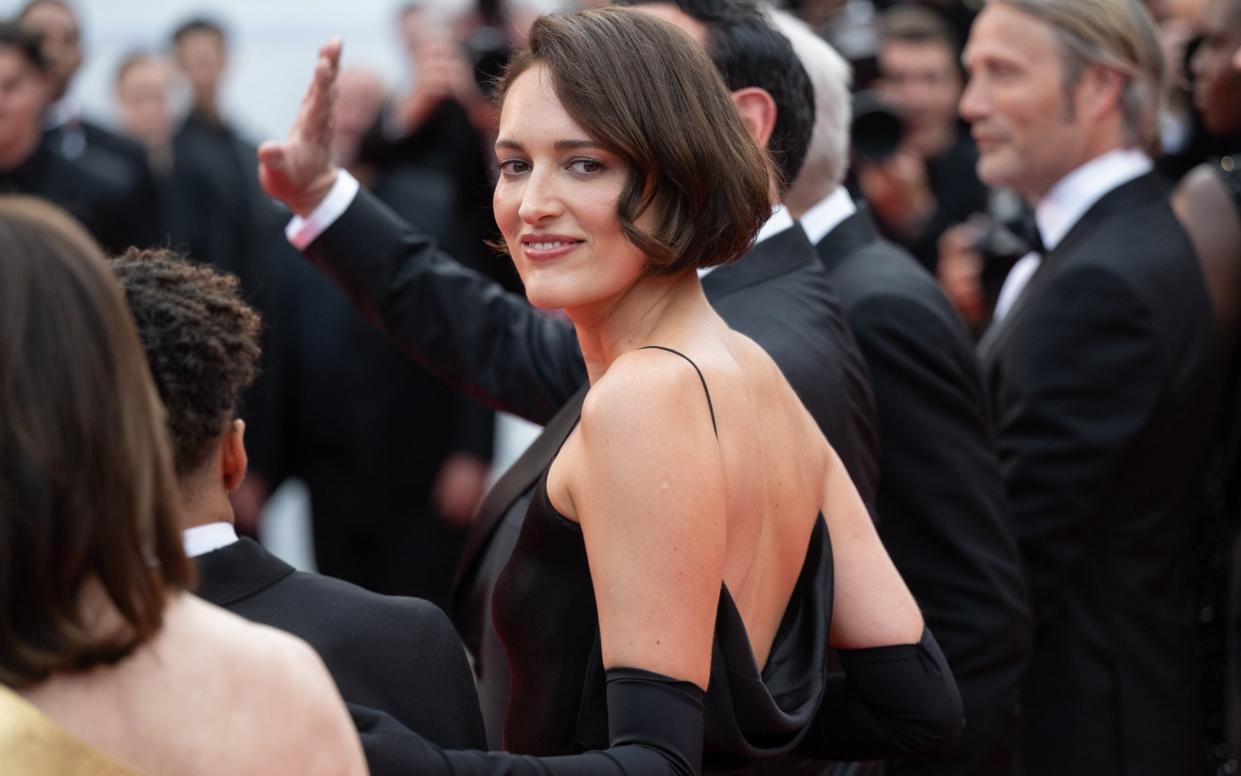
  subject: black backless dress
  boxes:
[491,347,834,773]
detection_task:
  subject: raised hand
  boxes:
[258,38,344,217]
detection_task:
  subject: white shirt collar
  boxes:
[1036,148,1152,252]
[798,187,858,246]
[44,97,80,131]
[755,203,795,244]
[700,204,792,279]
[182,522,239,558]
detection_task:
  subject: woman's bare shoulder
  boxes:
[156,595,366,775]
[582,346,722,438]
[574,347,728,504]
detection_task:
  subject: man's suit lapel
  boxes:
[812,207,882,273]
[451,385,588,596]
[977,172,1166,364]
[193,538,296,606]
[702,224,817,302]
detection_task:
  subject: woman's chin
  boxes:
[523,288,570,313]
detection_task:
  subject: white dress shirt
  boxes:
[182,521,240,558]
[286,170,361,250]
[992,148,1153,323]
[798,186,858,246]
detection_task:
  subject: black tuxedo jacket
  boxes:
[813,208,1031,775]
[193,538,485,754]
[45,117,162,250]
[978,172,1216,774]
[0,138,153,255]
[305,188,877,473]
[304,188,879,745]
[253,169,494,605]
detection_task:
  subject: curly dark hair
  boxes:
[110,248,261,476]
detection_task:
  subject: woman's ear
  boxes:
[729,86,778,151]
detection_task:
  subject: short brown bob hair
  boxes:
[497,8,773,275]
[0,197,192,688]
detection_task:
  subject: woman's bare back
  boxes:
[552,326,830,671]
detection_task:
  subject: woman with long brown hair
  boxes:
[0,196,366,775]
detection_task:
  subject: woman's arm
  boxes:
[822,444,924,649]
[353,675,703,776]
[566,353,727,689]
[798,446,964,760]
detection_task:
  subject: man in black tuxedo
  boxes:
[111,249,486,762]
[776,12,1031,774]
[258,0,878,748]
[961,1,1217,772]
[17,0,161,250]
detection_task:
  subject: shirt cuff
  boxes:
[285,170,360,250]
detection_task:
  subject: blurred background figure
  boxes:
[855,3,989,272]
[1146,0,1212,178]
[16,0,161,248]
[240,57,496,608]
[172,13,227,124]
[113,51,173,175]
[960,0,1216,771]
[112,50,179,238]
[777,9,1030,773]
[333,67,388,171]
[1173,0,1241,766]
[0,22,151,253]
[354,1,517,289]
[168,16,273,282]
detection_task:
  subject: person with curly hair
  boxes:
[110,247,488,763]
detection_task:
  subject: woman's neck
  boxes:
[569,270,710,383]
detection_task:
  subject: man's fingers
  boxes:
[302,40,342,146]
[256,142,289,198]
[257,141,287,170]
[320,36,343,68]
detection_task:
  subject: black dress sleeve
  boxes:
[353,667,705,776]
[795,629,965,762]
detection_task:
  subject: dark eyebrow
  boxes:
[494,138,606,152]
[554,139,606,152]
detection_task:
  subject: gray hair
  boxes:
[770,8,853,204]
[993,0,1165,155]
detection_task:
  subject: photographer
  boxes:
[855,4,988,272]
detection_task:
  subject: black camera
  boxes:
[850,90,905,162]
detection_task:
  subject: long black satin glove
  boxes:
[797,628,964,762]
[353,667,704,776]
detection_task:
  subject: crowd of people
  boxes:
[1,0,1240,773]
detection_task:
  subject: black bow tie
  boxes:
[1007,211,1045,255]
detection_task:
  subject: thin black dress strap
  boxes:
[637,345,718,437]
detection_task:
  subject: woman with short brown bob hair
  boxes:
[262,7,961,773]
[494,9,771,276]
[0,197,365,775]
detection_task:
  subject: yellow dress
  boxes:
[0,684,139,775]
